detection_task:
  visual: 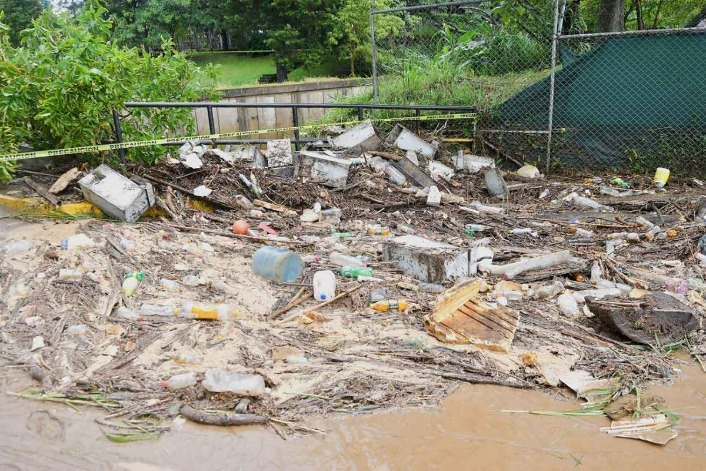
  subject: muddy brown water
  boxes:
[1,362,706,471]
[2,212,706,470]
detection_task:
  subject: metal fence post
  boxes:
[370,0,378,104]
[112,110,126,164]
[292,106,301,150]
[546,0,567,174]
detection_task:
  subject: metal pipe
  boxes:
[545,0,567,174]
[206,106,216,135]
[373,0,484,15]
[112,110,126,163]
[292,106,301,151]
[370,0,378,103]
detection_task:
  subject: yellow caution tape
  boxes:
[0,112,476,162]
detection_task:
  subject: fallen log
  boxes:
[179,405,268,426]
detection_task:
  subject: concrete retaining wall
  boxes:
[195,79,371,139]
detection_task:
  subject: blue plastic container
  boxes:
[252,246,303,283]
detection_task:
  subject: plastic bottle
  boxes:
[635,216,654,229]
[339,266,374,278]
[574,227,593,238]
[115,306,142,321]
[120,237,136,253]
[202,369,265,394]
[466,224,487,233]
[313,270,336,301]
[172,353,204,364]
[161,372,198,390]
[396,224,416,234]
[181,274,200,286]
[510,228,538,237]
[160,278,179,292]
[252,246,303,283]
[122,271,144,297]
[180,301,240,321]
[59,268,84,281]
[385,166,407,186]
[611,177,630,189]
[140,304,176,317]
[286,355,308,364]
[319,208,342,224]
[330,231,352,239]
[234,195,254,210]
[61,234,96,250]
[418,282,446,293]
[370,299,409,312]
[644,225,661,241]
[330,252,365,267]
[557,293,579,318]
[469,201,504,214]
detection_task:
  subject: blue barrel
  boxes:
[252,246,303,283]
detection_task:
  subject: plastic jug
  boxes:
[313,270,336,301]
[252,246,303,283]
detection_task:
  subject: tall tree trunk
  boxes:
[276,63,288,83]
[562,0,581,35]
[220,30,230,51]
[599,0,624,32]
[634,0,644,29]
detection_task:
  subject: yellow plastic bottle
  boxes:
[369,299,409,312]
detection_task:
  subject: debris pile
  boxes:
[2,120,705,444]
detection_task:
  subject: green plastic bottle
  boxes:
[122,271,145,297]
[339,266,373,278]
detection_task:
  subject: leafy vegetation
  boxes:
[189,52,276,88]
[0,0,45,45]
[0,0,216,184]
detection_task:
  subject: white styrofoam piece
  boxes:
[383,235,469,283]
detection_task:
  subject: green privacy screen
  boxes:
[494,29,706,174]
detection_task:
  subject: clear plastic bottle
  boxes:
[161,372,197,389]
[367,224,389,236]
[140,303,176,317]
[181,274,200,286]
[235,195,254,210]
[122,271,144,297]
[329,252,364,267]
[180,301,240,321]
[465,224,487,232]
[119,237,136,253]
[635,216,654,229]
[590,261,603,283]
[644,225,661,241]
[339,266,374,278]
[252,246,303,283]
[286,355,308,364]
[313,270,336,301]
[534,281,563,300]
[172,353,204,364]
[418,282,446,293]
[160,278,179,292]
[115,306,142,321]
[370,299,409,312]
[385,166,407,185]
[396,224,416,234]
[202,369,265,394]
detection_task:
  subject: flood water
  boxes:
[1,361,706,471]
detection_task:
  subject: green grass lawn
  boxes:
[189,53,276,89]
[188,52,349,89]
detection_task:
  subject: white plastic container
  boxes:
[313,270,336,301]
[161,372,197,389]
[329,252,364,267]
[252,246,303,283]
[160,278,179,292]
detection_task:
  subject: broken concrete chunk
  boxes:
[465,155,495,173]
[386,124,436,159]
[267,139,293,167]
[332,120,381,151]
[48,167,81,194]
[393,158,436,189]
[296,151,352,188]
[405,150,419,165]
[587,292,697,345]
[78,164,155,222]
[427,186,441,206]
[428,161,455,182]
[180,153,203,169]
[383,235,468,283]
[424,279,519,352]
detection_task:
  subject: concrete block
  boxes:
[386,124,436,159]
[332,120,381,151]
[382,235,469,283]
[224,145,267,168]
[78,165,154,222]
[393,158,436,188]
[295,151,351,188]
[267,139,293,167]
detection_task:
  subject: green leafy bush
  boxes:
[0,0,217,184]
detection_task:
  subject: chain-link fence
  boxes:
[371,1,706,176]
